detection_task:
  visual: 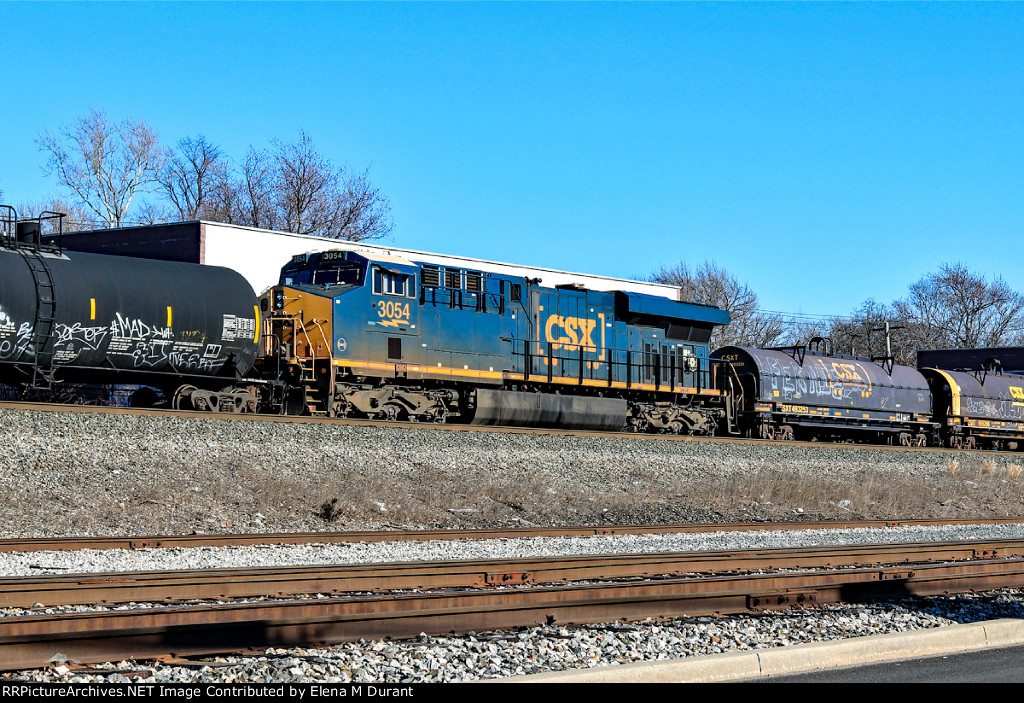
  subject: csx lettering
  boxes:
[545,315,597,351]
[1011,386,1024,400]
[831,363,864,381]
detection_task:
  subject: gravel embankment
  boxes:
[3,407,1024,536]
[4,406,1024,683]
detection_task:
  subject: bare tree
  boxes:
[227,133,392,240]
[894,263,1024,350]
[821,300,917,365]
[273,132,335,235]
[328,168,393,242]
[157,135,230,220]
[236,146,279,230]
[17,197,99,233]
[651,261,786,348]
[37,109,165,227]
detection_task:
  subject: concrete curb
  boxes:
[505,619,1024,683]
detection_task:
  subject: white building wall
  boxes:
[200,222,682,300]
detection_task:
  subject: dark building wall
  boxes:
[44,222,205,264]
[918,348,1024,375]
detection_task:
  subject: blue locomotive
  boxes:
[261,249,731,433]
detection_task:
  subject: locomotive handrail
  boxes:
[504,337,711,394]
[307,318,331,359]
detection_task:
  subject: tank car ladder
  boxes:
[17,250,58,389]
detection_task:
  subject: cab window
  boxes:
[281,267,312,286]
[313,264,363,286]
[372,267,414,298]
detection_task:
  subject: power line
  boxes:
[755,309,859,323]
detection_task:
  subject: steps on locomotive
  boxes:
[299,360,329,416]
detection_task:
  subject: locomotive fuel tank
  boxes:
[0,247,261,383]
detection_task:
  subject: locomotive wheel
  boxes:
[778,425,794,442]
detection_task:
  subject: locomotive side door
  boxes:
[366,264,421,377]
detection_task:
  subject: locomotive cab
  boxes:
[259,249,424,416]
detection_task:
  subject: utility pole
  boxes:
[872,321,904,373]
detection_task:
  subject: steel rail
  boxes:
[2,557,1024,671]
[4,539,1024,609]
[3,518,1022,554]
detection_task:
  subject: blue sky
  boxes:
[1,2,1021,319]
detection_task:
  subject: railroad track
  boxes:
[0,399,1004,455]
[4,538,1022,609]
[3,539,1024,670]
[3,517,1022,553]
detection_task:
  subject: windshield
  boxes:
[313,263,364,287]
[281,267,312,286]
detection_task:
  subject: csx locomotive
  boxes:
[2,206,1023,451]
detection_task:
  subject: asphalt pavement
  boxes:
[511,618,1024,683]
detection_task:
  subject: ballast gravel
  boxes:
[4,523,1024,576]
[6,591,1024,683]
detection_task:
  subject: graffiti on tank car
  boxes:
[54,322,110,352]
[169,350,221,372]
[0,322,35,360]
[130,339,174,368]
[106,313,174,368]
[51,322,111,363]
[111,313,173,341]
[535,312,607,368]
[0,309,35,360]
[964,397,1000,417]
